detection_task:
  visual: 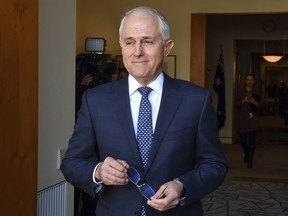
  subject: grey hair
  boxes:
[119,6,170,41]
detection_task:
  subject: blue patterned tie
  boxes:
[137,86,153,168]
[137,86,153,216]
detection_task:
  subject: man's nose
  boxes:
[133,43,144,56]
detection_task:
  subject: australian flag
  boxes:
[213,52,226,129]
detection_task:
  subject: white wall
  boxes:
[38,0,76,214]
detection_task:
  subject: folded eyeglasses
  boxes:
[127,166,155,200]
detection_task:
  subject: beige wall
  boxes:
[39,0,76,189]
[38,0,76,214]
[76,0,288,143]
[76,0,288,80]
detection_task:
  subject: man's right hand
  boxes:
[95,157,129,185]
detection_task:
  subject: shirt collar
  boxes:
[129,72,164,96]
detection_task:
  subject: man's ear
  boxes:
[164,40,174,56]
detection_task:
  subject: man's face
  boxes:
[119,12,174,85]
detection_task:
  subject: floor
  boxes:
[224,144,288,182]
[202,115,288,215]
[203,181,288,216]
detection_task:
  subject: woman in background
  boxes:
[236,73,263,168]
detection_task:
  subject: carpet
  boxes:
[202,180,288,216]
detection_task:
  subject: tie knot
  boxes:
[138,86,152,97]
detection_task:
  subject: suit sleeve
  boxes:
[179,90,228,204]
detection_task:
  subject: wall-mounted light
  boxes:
[262,40,285,63]
[85,37,106,54]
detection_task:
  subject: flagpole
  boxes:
[213,45,226,129]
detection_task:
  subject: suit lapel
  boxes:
[110,78,143,168]
[109,76,183,173]
[145,76,183,172]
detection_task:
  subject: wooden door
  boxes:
[0,1,38,215]
[190,14,206,87]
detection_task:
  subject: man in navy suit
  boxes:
[61,6,228,216]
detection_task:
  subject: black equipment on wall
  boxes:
[75,53,118,117]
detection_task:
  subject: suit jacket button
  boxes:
[135,211,140,216]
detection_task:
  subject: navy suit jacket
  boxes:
[61,74,228,216]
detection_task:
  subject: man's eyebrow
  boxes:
[121,37,135,42]
[123,36,155,41]
[142,36,154,38]
[123,37,134,40]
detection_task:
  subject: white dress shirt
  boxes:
[93,72,164,184]
[129,72,163,134]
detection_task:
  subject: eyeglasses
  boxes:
[127,166,155,200]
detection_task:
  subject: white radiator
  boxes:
[38,181,67,216]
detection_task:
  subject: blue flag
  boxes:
[213,52,226,129]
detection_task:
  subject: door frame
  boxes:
[190,13,287,144]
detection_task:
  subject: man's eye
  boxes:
[143,40,154,45]
[125,41,135,47]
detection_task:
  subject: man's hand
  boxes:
[95,157,129,185]
[147,180,183,211]
[81,74,93,86]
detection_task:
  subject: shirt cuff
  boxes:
[93,162,103,184]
